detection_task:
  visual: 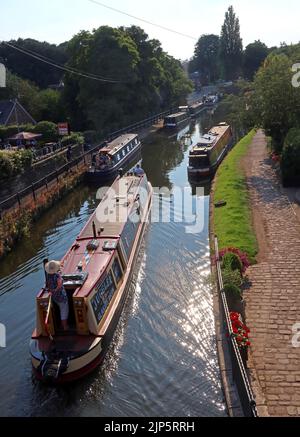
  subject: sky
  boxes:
[1,0,300,60]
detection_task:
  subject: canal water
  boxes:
[0,115,227,417]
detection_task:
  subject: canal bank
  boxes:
[209,129,258,417]
[0,115,226,417]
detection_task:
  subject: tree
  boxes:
[0,39,68,88]
[191,34,220,84]
[251,53,300,151]
[62,26,192,132]
[244,40,269,80]
[220,6,243,80]
[281,128,300,186]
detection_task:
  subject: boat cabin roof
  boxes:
[192,124,230,151]
[166,112,186,119]
[101,134,138,155]
[57,175,143,298]
[190,102,203,109]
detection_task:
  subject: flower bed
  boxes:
[230,312,251,349]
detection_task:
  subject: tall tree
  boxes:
[191,34,220,84]
[244,40,269,80]
[220,6,243,80]
[63,26,192,132]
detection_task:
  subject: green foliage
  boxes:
[244,40,269,80]
[214,130,258,262]
[190,34,220,84]
[62,25,193,132]
[281,128,300,186]
[0,124,34,141]
[224,283,242,299]
[220,6,243,80]
[0,38,68,88]
[61,133,84,147]
[251,51,300,152]
[222,267,243,288]
[222,252,243,274]
[0,149,33,180]
[33,121,58,142]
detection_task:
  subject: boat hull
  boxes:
[188,140,233,181]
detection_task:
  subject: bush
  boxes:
[222,252,243,274]
[61,133,84,147]
[33,121,58,143]
[0,152,14,178]
[281,128,300,187]
[224,284,242,299]
[222,267,243,289]
[0,150,33,180]
[0,124,35,141]
[219,248,250,273]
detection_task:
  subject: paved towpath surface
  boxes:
[244,130,300,417]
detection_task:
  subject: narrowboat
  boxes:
[163,112,190,129]
[204,94,219,107]
[86,134,142,185]
[30,173,153,383]
[189,102,205,118]
[188,123,233,179]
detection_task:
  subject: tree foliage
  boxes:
[251,52,300,151]
[244,40,269,80]
[0,38,68,88]
[62,26,193,132]
[281,128,300,186]
[189,34,220,84]
[220,6,243,80]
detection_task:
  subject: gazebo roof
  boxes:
[8,132,42,141]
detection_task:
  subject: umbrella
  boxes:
[8,132,42,141]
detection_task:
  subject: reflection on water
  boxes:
[0,115,226,417]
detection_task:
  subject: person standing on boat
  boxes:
[45,261,69,331]
[133,164,145,177]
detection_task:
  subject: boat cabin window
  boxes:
[91,271,116,325]
[112,258,123,284]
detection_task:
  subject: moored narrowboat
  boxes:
[189,102,205,118]
[86,134,142,185]
[163,112,190,129]
[188,123,233,179]
[30,173,152,383]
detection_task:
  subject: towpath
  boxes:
[243,130,300,417]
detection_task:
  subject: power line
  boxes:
[7,43,120,82]
[3,42,124,83]
[86,0,197,41]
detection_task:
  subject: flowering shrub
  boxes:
[230,312,251,349]
[219,248,250,274]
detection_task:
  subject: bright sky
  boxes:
[1,0,300,59]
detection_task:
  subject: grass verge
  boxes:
[213,129,258,263]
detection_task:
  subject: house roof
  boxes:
[0,100,14,126]
[0,99,36,127]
